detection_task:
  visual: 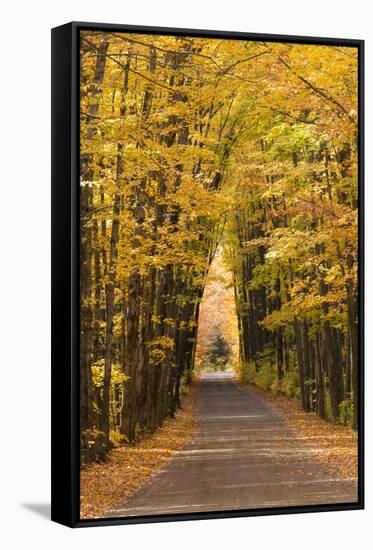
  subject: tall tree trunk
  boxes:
[315,331,326,418]
[101,193,120,448]
[346,254,358,429]
[80,38,108,461]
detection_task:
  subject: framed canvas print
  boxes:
[51,21,364,527]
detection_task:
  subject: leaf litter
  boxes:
[80,386,197,519]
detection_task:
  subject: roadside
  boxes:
[240,381,358,481]
[80,385,197,519]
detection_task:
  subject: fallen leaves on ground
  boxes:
[242,383,358,481]
[80,386,197,519]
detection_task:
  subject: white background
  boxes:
[1,0,370,547]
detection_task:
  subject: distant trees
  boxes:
[206,335,232,371]
[80,31,359,464]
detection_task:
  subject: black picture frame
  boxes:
[51,21,365,528]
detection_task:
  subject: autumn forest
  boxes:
[79,29,359,517]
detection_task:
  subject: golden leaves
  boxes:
[80,387,197,519]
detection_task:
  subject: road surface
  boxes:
[107,372,357,517]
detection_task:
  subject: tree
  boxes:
[207,335,232,371]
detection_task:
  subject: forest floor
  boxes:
[80,385,197,519]
[239,381,358,481]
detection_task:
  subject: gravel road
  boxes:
[107,372,357,517]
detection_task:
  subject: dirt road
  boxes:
[107,372,357,517]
